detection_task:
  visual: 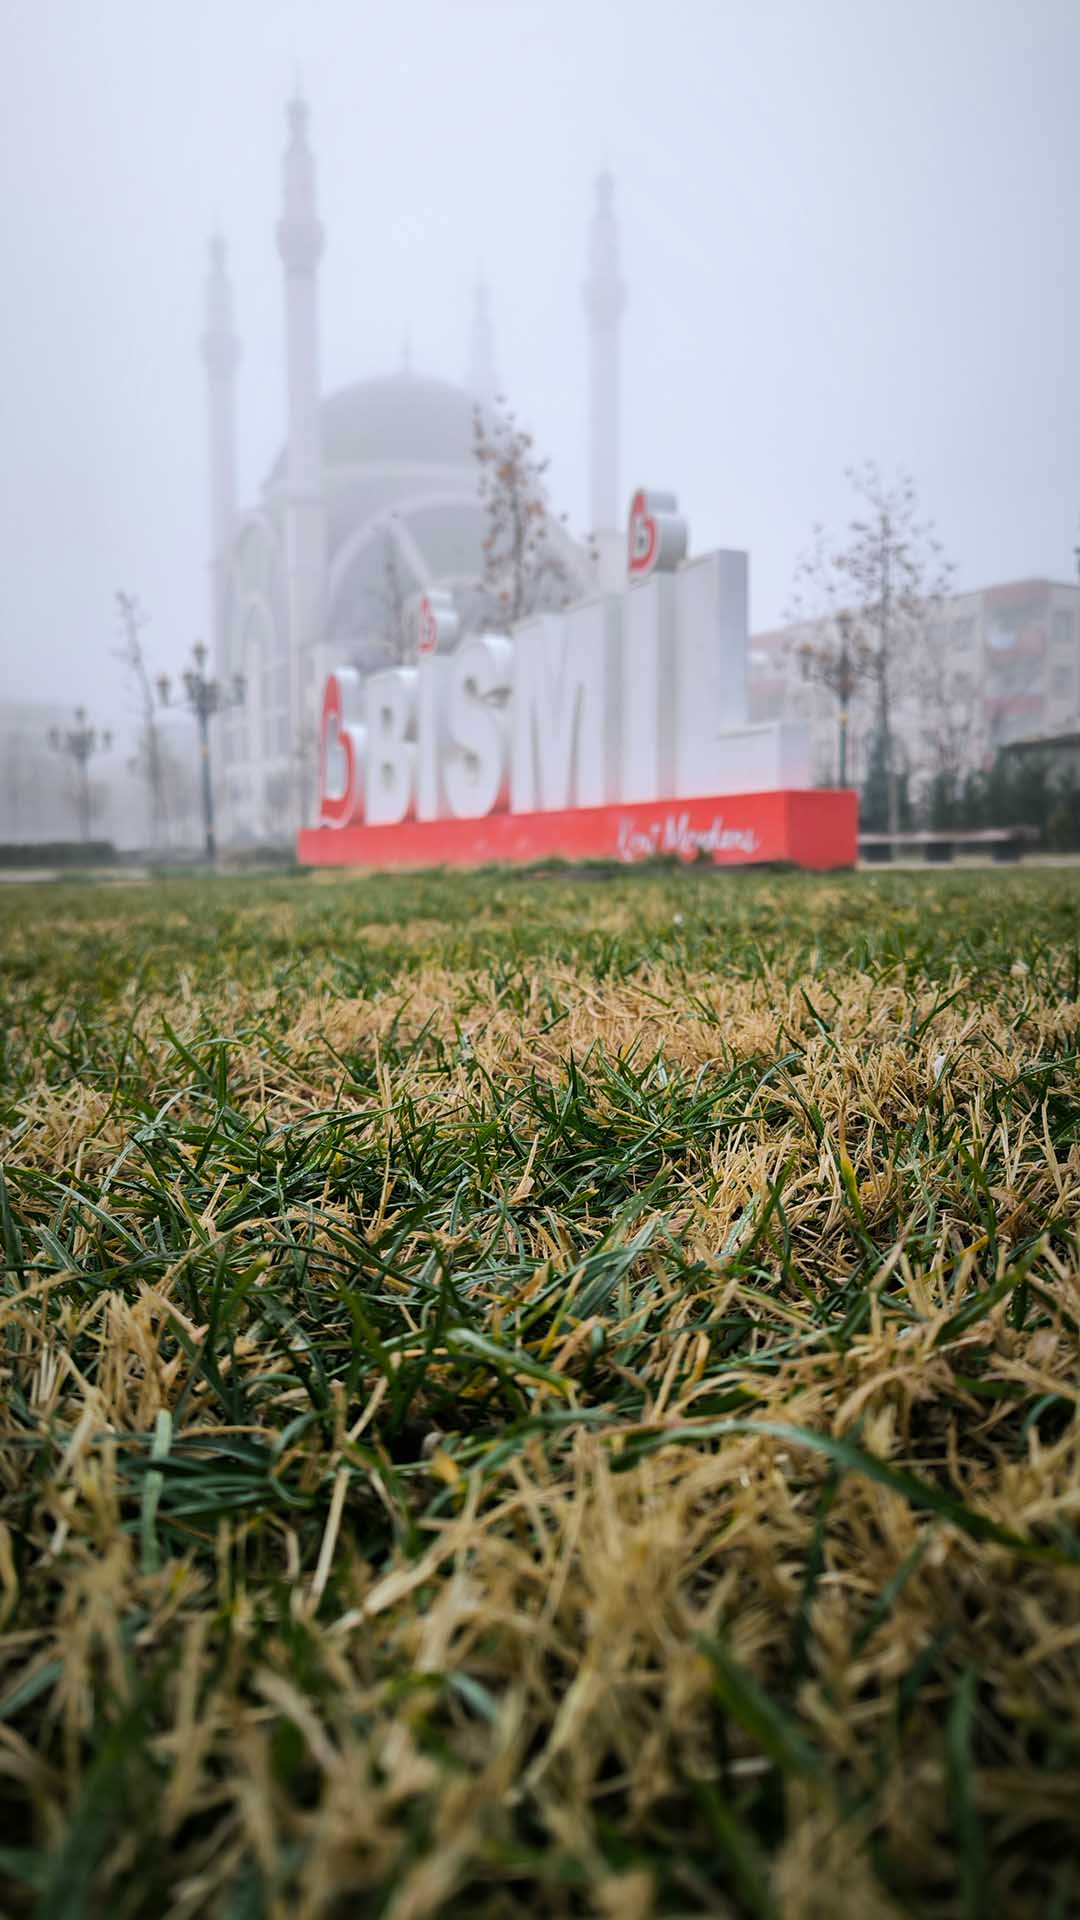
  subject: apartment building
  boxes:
[749,578,1080,790]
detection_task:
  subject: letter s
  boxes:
[445,636,512,819]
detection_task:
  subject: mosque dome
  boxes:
[263,369,479,493]
[323,370,478,469]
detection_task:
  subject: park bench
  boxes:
[858,827,1038,865]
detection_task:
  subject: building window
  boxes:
[1053,610,1075,649]
[1051,665,1073,702]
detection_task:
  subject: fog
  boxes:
[1,0,1078,756]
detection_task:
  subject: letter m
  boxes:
[510,603,619,813]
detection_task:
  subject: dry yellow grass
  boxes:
[1,864,1079,1917]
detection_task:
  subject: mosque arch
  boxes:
[231,510,281,583]
[325,497,482,622]
[225,591,277,782]
[228,515,284,679]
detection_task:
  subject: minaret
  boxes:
[200,234,240,676]
[467,272,498,413]
[275,89,326,804]
[582,172,626,591]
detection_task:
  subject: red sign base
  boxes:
[297,789,857,871]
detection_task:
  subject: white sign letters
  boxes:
[317,495,810,831]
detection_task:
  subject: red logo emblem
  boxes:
[416,595,438,656]
[628,490,658,577]
[319,672,362,828]
[627,489,688,580]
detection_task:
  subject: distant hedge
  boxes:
[0,841,116,869]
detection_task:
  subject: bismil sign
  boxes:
[298,495,855,869]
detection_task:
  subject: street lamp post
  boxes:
[48,707,112,842]
[158,643,244,862]
[833,611,857,788]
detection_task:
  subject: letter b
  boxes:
[365,669,416,825]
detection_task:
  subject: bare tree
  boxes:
[915,639,982,825]
[359,524,412,665]
[788,465,953,833]
[126,726,204,847]
[473,400,574,627]
[116,591,168,847]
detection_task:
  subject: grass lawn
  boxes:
[2,863,1080,1918]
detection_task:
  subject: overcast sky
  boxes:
[1,0,1078,726]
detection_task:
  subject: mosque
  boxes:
[200,94,627,842]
